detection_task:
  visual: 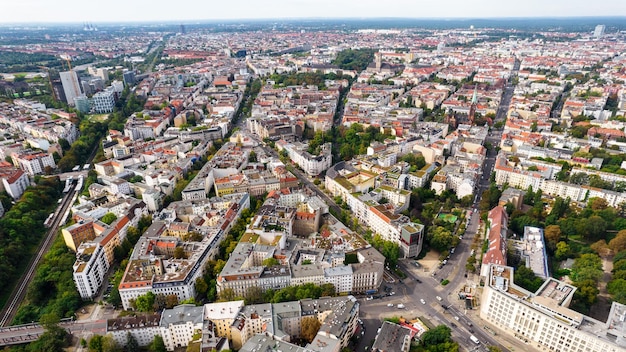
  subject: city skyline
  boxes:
[1,0,625,24]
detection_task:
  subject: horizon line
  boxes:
[1,15,625,26]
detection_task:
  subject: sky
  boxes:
[0,0,625,23]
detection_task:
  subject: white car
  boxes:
[420,299,426,304]
[436,296,442,301]
[387,303,394,307]
[366,296,373,301]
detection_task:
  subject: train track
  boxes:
[0,184,77,327]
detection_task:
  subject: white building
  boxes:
[73,243,109,299]
[16,152,56,175]
[60,70,82,106]
[1,169,30,200]
[159,304,204,351]
[92,88,116,113]
[280,141,333,177]
[481,265,626,352]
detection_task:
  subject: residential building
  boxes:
[372,321,412,352]
[15,152,55,175]
[160,304,204,351]
[278,141,333,177]
[481,265,626,352]
[72,242,109,299]
[107,314,162,348]
[480,206,508,277]
[0,165,30,200]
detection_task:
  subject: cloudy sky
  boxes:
[1,0,624,23]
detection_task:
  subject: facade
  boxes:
[107,314,162,348]
[0,168,30,200]
[62,220,97,251]
[60,70,82,106]
[160,304,204,351]
[481,265,626,352]
[15,152,55,175]
[92,88,116,113]
[72,242,109,299]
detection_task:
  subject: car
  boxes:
[454,316,460,321]
[390,292,395,295]
[450,247,455,254]
[436,296,442,301]
[451,323,457,328]
[420,299,426,304]
[442,260,448,265]
[397,304,405,309]
[387,303,394,307]
[366,296,373,301]
[415,278,422,283]
[441,304,448,309]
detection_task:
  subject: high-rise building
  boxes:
[123,71,135,86]
[594,24,606,38]
[59,70,82,106]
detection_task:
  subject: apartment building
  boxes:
[118,194,249,310]
[481,265,626,352]
[159,304,204,351]
[325,161,424,258]
[72,242,109,299]
[15,152,55,175]
[278,141,333,176]
[0,164,30,200]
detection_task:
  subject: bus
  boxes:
[470,335,480,345]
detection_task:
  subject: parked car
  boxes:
[387,303,394,307]
[420,299,426,304]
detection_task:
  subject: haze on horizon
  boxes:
[1,0,625,24]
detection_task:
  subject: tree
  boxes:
[149,335,167,352]
[126,332,140,352]
[101,212,117,225]
[195,278,208,299]
[135,291,156,312]
[555,241,571,261]
[544,225,562,252]
[571,253,603,283]
[421,325,452,346]
[609,230,626,253]
[428,226,454,252]
[173,246,187,259]
[582,216,607,241]
[89,335,104,352]
[165,294,179,309]
[301,317,321,343]
[514,265,544,292]
[590,240,611,258]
